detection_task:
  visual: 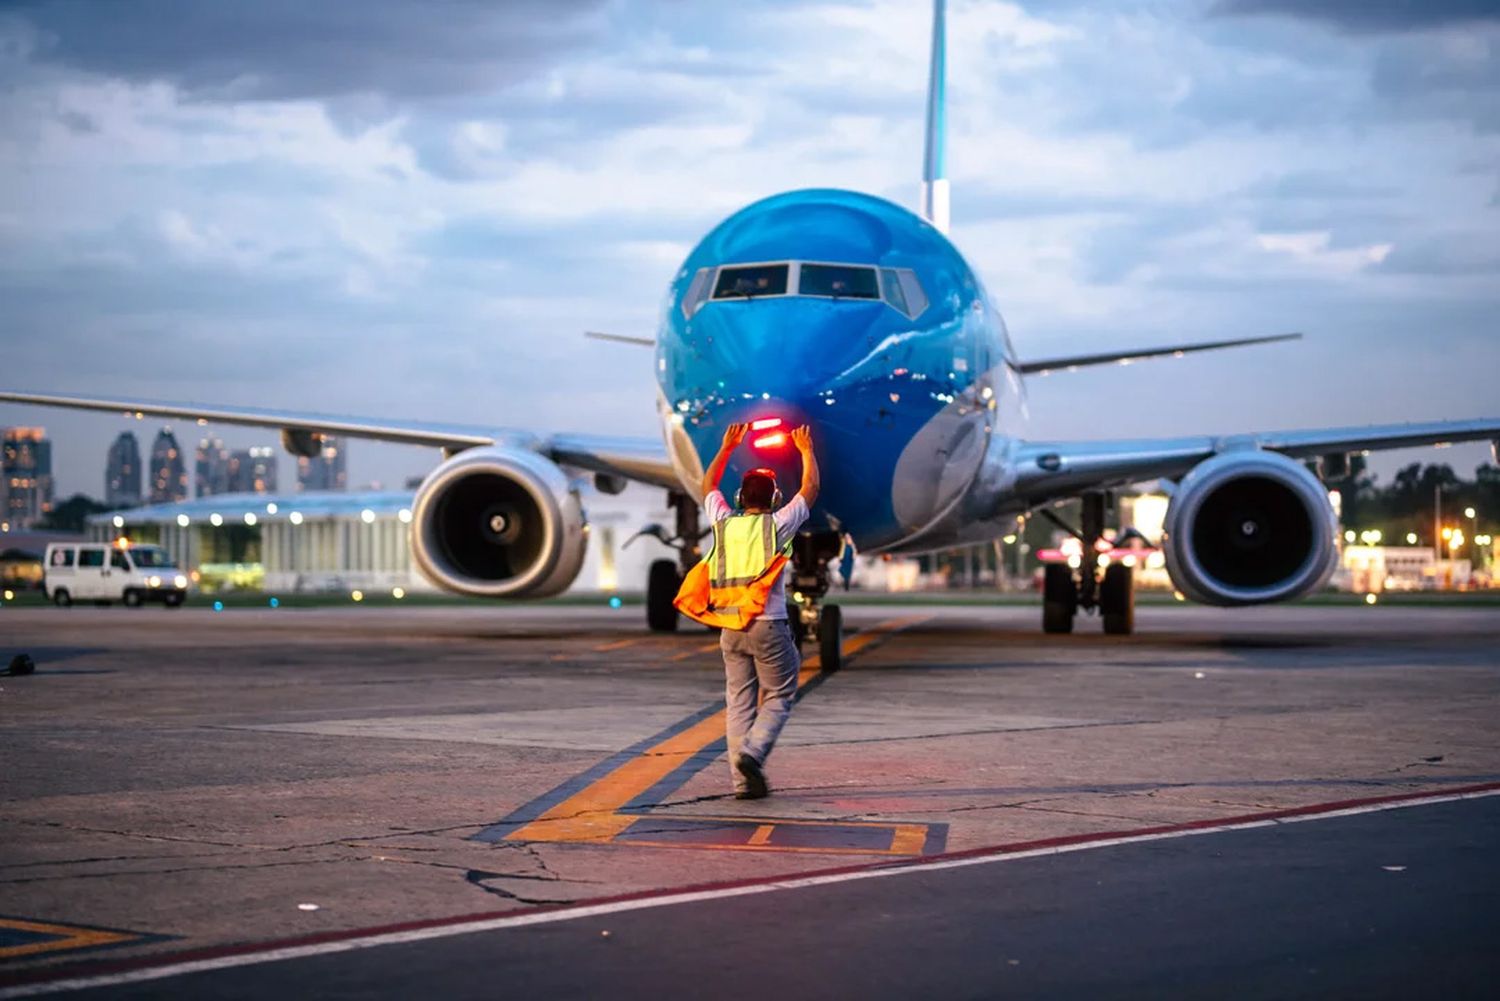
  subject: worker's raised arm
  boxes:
[791,425,819,507]
[701,422,749,499]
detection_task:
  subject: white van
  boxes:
[44,543,189,608]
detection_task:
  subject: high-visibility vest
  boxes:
[673,513,792,630]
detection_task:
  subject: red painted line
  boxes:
[5,779,1498,991]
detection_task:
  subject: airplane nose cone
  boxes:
[675,297,888,408]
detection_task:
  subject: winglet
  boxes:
[920,0,949,234]
[1016,333,1302,376]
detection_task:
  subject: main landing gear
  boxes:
[1039,491,1135,636]
[787,530,845,670]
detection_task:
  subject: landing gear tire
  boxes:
[1042,564,1076,635]
[817,604,843,671]
[1100,563,1134,636]
[646,559,681,633]
[52,589,71,608]
[123,590,143,608]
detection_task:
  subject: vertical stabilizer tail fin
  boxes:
[920,0,949,234]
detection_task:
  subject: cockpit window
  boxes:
[691,261,928,319]
[880,268,907,314]
[896,269,929,318]
[799,263,879,300]
[682,267,715,319]
[713,264,789,299]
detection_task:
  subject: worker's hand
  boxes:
[723,422,749,449]
[791,425,813,452]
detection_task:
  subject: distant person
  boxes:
[675,422,820,799]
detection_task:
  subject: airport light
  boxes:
[210,513,224,527]
[176,514,190,527]
[1343,530,1356,543]
[1465,506,1476,520]
[112,515,125,528]
[1365,593,1378,605]
[398,509,412,524]
[244,512,257,526]
[391,587,405,600]
[360,509,376,524]
[1002,534,1017,544]
[351,590,364,602]
[1441,526,1452,540]
[266,502,278,514]
[3,589,13,601]
[1406,532,1418,545]
[289,511,304,526]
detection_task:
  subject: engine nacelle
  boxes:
[1162,450,1339,606]
[409,447,587,599]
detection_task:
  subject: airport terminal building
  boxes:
[86,485,678,596]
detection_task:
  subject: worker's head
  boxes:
[736,468,782,512]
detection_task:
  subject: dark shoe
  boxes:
[735,753,768,799]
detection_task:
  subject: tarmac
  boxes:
[1,601,1497,996]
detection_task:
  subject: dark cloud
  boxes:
[1370,34,1500,132]
[1216,0,1500,34]
[4,0,607,101]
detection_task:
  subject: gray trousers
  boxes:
[721,617,801,791]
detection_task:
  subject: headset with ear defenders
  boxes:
[735,468,783,511]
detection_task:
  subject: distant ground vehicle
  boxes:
[43,542,189,608]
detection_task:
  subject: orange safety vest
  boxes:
[673,512,792,630]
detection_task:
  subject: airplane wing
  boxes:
[0,390,680,490]
[1015,333,1300,376]
[1012,417,1500,506]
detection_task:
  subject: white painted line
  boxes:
[5,784,1496,999]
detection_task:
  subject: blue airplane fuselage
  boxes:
[655,188,1028,552]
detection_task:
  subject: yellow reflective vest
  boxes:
[673,512,792,630]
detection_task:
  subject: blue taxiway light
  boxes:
[269,597,280,608]
[608,596,623,609]
[213,600,224,612]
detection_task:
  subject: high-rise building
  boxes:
[297,437,348,492]
[196,436,230,497]
[3,427,54,528]
[105,431,143,507]
[227,446,278,494]
[149,427,189,504]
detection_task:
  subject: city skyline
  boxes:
[1,1,1496,498]
[105,430,142,507]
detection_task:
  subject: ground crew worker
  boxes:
[678,421,820,799]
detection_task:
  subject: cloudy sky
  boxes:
[2,0,1496,500]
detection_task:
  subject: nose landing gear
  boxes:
[637,491,710,633]
[1038,491,1136,636]
[787,530,845,669]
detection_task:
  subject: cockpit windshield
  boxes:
[713,264,789,299]
[690,261,927,319]
[799,263,879,300]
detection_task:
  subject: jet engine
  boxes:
[409,447,587,599]
[1162,450,1339,606]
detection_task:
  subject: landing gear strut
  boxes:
[787,530,844,669]
[637,491,707,633]
[1038,491,1135,635]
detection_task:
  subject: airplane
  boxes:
[3,0,1496,668]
